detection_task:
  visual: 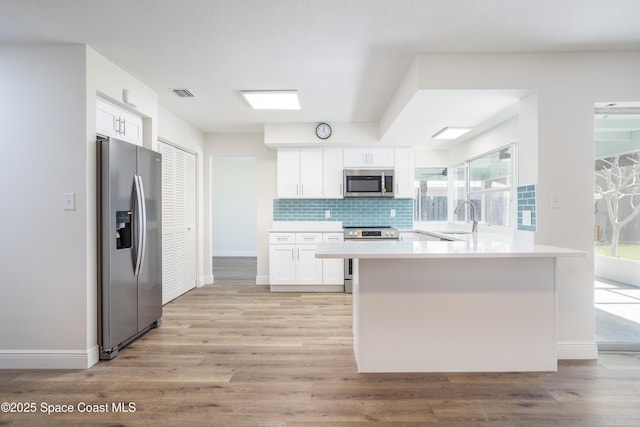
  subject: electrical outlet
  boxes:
[522,210,532,226]
[390,209,396,218]
[550,192,560,209]
[325,210,331,219]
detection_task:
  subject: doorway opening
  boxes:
[594,102,640,351]
[211,156,257,284]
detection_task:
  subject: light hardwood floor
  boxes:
[213,256,257,285]
[3,263,640,425]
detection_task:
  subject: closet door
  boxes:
[159,141,197,304]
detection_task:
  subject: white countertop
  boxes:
[315,235,586,259]
[270,221,344,233]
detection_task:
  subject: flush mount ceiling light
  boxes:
[432,127,472,140]
[241,90,300,110]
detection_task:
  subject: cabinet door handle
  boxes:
[297,248,300,259]
[291,248,295,260]
[301,184,304,196]
[340,183,343,196]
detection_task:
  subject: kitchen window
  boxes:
[414,167,449,221]
[452,164,467,222]
[456,145,516,228]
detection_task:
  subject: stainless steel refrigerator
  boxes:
[97,137,162,360]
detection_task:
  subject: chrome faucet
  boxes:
[454,200,478,233]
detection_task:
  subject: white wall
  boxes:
[385,52,640,359]
[157,106,210,286]
[0,44,167,369]
[264,122,379,147]
[205,133,276,284]
[446,115,519,165]
[211,157,258,256]
[0,45,89,368]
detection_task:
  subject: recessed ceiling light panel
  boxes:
[432,127,472,140]
[241,90,300,110]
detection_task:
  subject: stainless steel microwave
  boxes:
[343,169,394,197]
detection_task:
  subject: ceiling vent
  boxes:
[172,89,195,98]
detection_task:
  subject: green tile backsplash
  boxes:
[273,198,413,229]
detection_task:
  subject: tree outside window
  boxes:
[595,151,640,260]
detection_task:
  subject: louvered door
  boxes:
[158,141,197,304]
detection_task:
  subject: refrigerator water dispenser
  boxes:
[116,210,132,249]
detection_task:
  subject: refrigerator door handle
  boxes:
[133,175,147,276]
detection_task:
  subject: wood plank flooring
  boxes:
[213,257,257,285]
[3,265,640,425]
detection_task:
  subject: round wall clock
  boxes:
[315,122,332,140]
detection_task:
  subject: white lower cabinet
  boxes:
[296,244,324,284]
[322,233,344,284]
[269,243,296,284]
[269,231,345,292]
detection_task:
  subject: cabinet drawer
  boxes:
[295,233,323,244]
[269,232,295,244]
[323,232,344,242]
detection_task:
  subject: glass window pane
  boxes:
[414,167,448,221]
[469,146,512,192]
[475,190,512,227]
[453,164,466,222]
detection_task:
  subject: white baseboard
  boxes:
[270,284,345,293]
[557,341,598,360]
[198,274,214,287]
[256,275,269,285]
[0,346,100,369]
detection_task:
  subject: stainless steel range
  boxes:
[343,226,399,293]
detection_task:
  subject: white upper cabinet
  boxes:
[394,147,415,198]
[96,98,143,146]
[322,148,344,198]
[276,146,409,199]
[299,149,323,198]
[276,149,300,198]
[277,148,323,198]
[343,147,394,168]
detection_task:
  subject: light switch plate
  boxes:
[550,192,560,209]
[63,192,75,210]
[325,210,331,219]
[522,210,532,226]
[390,209,396,218]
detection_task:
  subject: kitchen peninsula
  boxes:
[315,233,586,373]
